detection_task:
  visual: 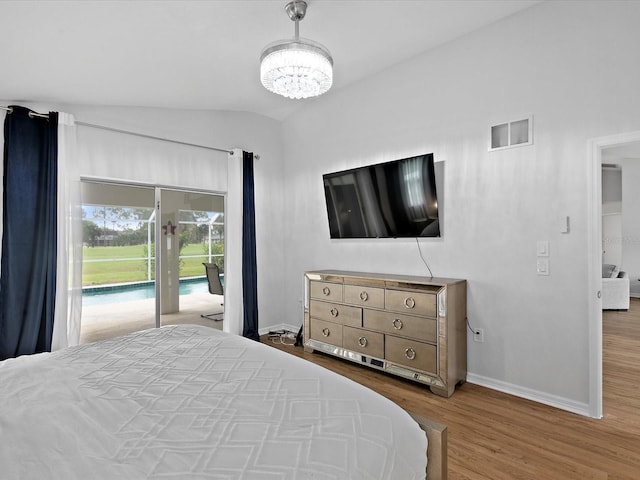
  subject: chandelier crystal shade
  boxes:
[260,1,333,100]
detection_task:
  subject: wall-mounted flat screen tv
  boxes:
[323,153,440,238]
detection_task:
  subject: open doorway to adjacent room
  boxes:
[589,132,640,420]
[79,180,225,343]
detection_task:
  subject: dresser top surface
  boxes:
[305,270,466,287]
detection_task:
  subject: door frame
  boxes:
[587,129,640,419]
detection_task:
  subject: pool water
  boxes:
[83,278,210,306]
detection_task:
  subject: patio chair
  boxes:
[201,262,224,322]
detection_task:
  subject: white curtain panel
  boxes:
[223,148,244,336]
[52,113,82,350]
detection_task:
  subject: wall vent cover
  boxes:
[489,116,533,151]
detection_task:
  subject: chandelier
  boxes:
[260,0,333,99]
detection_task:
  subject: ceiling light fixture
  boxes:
[260,0,333,100]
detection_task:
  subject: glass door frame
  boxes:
[80,176,225,331]
[156,186,226,328]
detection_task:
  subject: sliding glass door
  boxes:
[157,189,225,328]
[80,181,224,342]
[80,181,157,342]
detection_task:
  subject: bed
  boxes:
[0,325,446,479]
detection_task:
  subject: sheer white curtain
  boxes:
[224,148,244,336]
[52,113,82,350]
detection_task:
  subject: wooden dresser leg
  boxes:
[430,385,453,398]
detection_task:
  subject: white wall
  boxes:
[620,158,640,296]
[602,168,622,266]
[279,1,640,415]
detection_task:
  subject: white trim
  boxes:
[586,129,640,420]
[79,175,226,197]
[586,137,603,419]
[467,373,591,417]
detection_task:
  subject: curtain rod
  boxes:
[1,106,259,159]
[75,121,234,155]
[1,106,48,119]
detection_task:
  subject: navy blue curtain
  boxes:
[0,106,58,360]
[242,151,259,341]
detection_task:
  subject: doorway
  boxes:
[79,180,225,343]
[588,131,640,419]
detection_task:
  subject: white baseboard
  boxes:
[258,323,300,336]
[466,373,592,418]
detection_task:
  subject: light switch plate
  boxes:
[537,240,549,257]
[537,258,550,275]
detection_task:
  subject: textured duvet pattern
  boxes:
[0,325,426,479]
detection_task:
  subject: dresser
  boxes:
[303,270,467,397]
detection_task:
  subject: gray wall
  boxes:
[620,159,640,296]
[278,1,640,415]
[602,168,621,267]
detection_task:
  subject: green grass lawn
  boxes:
[83,244,222,286]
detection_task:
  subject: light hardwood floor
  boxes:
[264,298,640,480]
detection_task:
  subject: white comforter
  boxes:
[0,325,427,479]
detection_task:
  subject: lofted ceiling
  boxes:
[0,0,540,121]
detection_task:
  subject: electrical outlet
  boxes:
[473,328,484,343]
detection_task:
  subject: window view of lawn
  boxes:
[82,244,223,286]
[83,205,224,287]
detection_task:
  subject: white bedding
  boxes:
[0,325,427,479]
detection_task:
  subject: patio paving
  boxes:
[80,292,224,343]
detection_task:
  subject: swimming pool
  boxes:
[82,277,210,306]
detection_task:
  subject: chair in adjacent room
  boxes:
[201,262,224,321]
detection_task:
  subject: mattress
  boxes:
[0,324,427,479]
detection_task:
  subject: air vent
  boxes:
[489,116,533,151]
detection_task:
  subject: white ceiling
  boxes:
[0,0,540,121]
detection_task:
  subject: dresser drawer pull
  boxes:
[322,286,331,296]
[322,328,331,337]
[330,308,339,318]
[359,291,369,301]
[405,347,416,360]
[404,297,416,309]
[392,318,403,330]
[358,336,368,347]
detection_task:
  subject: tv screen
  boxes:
[323,153,440,238]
